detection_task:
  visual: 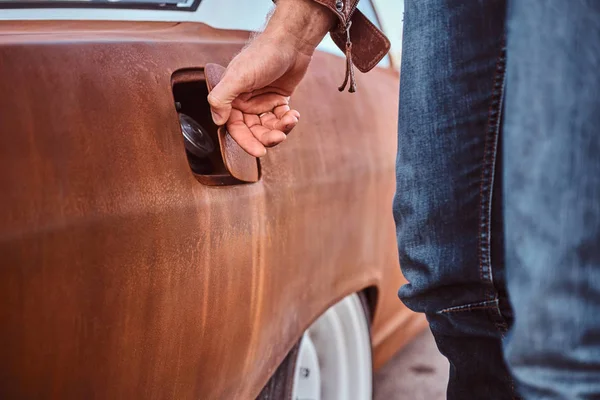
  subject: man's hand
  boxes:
[208,0,336,157]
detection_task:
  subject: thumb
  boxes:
[207,67,251,126]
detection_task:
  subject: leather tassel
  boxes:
[338,43,357,93]
[338,22,357,93]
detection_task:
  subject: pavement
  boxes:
[374,328,449,400]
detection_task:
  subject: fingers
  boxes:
[254,128,287,148]
[227,109,267,157]
[233,93,290,115]
[243,113,261,128]
[274,105,300,121]
[208,67,252,126]
[277,111,300,134]
[245,113,286,148]
[258,112,278,129]
[216,82,300,155]
[273,106,300,133]
[273,105,290,119]
[260,108,300,134]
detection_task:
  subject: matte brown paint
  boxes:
[0,21,426,399]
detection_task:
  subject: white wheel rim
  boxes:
[292,293,372,400]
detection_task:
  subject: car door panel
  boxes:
[0,21,424,399]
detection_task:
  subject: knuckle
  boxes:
[207,93,225,108]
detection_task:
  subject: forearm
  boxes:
[265,0,337,55]
[265,0,390,92]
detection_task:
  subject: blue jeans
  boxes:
[395,1,600,399]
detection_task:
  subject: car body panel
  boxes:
[0,21,425,399]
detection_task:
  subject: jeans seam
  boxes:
[478,43,507,292]
[439,305,497,314]
[492,300,509,334]
[477,42,520,399]
[437,299,498,314]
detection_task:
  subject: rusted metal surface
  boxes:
[0,21,425,399]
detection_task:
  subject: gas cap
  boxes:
[178,113,215,158]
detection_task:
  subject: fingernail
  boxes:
[211,110,223,125]
[259,149,267,158]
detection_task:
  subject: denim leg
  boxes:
[504,1,600,398]
[395,0,519,398]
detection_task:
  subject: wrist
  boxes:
[265,0,337,55]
